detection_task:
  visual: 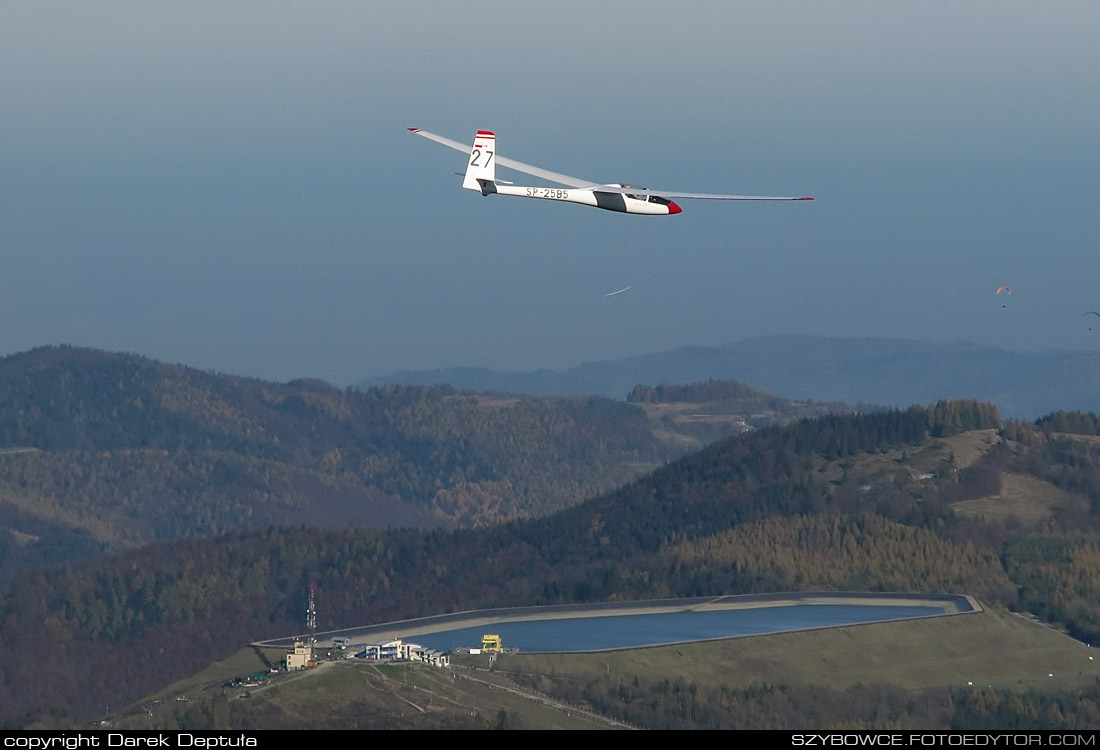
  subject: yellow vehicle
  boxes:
[481,634,502,652]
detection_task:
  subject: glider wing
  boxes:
[408,128,814,199]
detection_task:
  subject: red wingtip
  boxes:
[407,127,419,132]
[669,201,683,215]
[800,197,814,200]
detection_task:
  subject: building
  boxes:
[352,638,449,668]
[285,640,313,670]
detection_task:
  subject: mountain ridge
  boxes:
[359,335,1100,418]
[0,344,848,589]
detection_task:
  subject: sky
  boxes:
[2,2,1098,385]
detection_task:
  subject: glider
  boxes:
[408,128,813,216]
[604,286,632,297]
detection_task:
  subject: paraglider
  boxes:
[997,286,1011,308]
[1083,311,1100,331]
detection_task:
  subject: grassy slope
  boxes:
[114,652,616,730]
[108,604,1100,730]
[492,606,1099,694]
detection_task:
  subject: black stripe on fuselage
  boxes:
[594,191,628,213]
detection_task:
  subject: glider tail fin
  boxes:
[462,130,496,194]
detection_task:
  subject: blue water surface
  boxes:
[411,604,943,653]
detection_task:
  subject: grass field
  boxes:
[953,473,1069,527]
[122,652,619,730]
[487,604,1099,694]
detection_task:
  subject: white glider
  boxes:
[408,128,813,216]
[604,286,632,297]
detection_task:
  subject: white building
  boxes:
[285,640,313,670]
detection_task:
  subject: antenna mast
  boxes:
[306,583,317,647]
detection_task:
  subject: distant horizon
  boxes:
[3,3,1097,389]
[362,332,1085,380]
[4,332,1095,391]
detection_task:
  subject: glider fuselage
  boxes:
[481,181,681,215]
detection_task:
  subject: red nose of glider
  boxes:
[668,201,682,215]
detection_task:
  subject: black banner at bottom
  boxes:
[1,729,1098,740]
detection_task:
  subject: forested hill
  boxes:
[0,346,845,587]
[8,399,1100,726]
[0,345,655,557]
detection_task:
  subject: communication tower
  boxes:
[306,583,317,647]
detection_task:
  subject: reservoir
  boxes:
[274,593,980,655]
[411,602,946,653]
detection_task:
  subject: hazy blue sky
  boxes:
[2,2,1098,384]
